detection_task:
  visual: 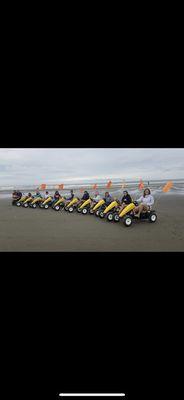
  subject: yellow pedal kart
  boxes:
[40,196,53,209]
[89,199,105,216]
[15,195,28,207]
[113,202,157,226]
[52,197,65,211]
[64,197,80,213]
[29,196,44,209]
[99,200,121,221]
[22,196,34,208]
[77,198,92,214]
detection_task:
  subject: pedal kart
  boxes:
[77,198,92,214]
[12,192,23,206]
[113,202,157,227]
[15,195,28,207]
[29,197,44,209]
[64,197,80,213]
[40,196,53,209]
[90,199,105,215]
[22,196,34,208]
[52,197,65,211]
[99,200,121,221]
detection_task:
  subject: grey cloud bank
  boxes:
[0,148,184,186]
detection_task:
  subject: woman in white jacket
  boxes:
[134,188,154,218]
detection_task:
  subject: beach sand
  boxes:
[0,196,183,251]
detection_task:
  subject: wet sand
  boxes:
[0,196,183,251]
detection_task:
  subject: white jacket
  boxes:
[137,194,154,207]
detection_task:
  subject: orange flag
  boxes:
[58,184,64,190]
[93,184,97,190]
[106,180,112,189]
[162,181,173,193]
[40,184,46,190]
[138,180,144,190]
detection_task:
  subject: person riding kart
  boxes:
[44,191,51,199]
[34,190,42,198]
[95,192,114,216]
[76,191,90,208]
[40,190,54,208]
[12,190,22,205]
[90,191,101,207]
[52,190,61,204]
[29,190,43,208]
[104,192,114,205]
[133,188,154,218]
[64,190,74,204]
[54,191,61,200]
[118,191,132,213]
[69,190,90,210]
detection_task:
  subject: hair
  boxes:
[143,188,151,197]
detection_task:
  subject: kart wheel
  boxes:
[114,214,120,222]
[24,203,29,208]
[68,206,74,213]
[44,204,49,209]
[77,208,82,213]
[149,212,157,223]
[32,203,37,209]
[89,209,94,214]
[64,206,68,211]
[95,210,100,217]
[107,213,113,222]
[123,215,133,227]
[82,208,88,215]
[16,202,21,207]
[99,211,104,218]
[54,205,60,211]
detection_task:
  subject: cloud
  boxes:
[0,148,184,186]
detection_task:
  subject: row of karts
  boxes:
[12,192,157,227]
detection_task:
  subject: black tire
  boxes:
[99,211,104,218]
[44,204,49,209]
[68,206,74,213]
[107,213,114,222]
[82,208,88,215]
[54,205,60,211]
[95,210,100,217]
[32,203,37,209]
[114,213,120,222]
[16,202,21,207]
[89,209,94,214]
[77,208,82,213]
[123,215,133,227]
[64,206,68,211]
[24,203,29,208]
[149,212,157,223]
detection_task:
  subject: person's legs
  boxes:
[118,202,126,213]
[136,204,149,218]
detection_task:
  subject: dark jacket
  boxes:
[121,194,132,205]
[82,192,89,201]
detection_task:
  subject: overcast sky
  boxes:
[0,148,183,186]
